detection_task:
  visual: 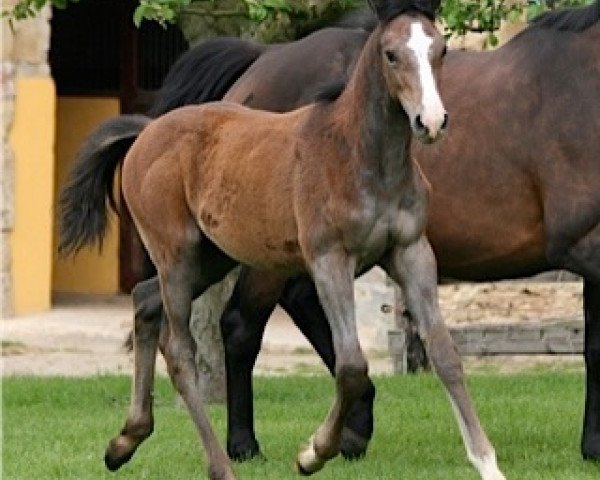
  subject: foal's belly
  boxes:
[189,147,305,271]
[199,215,304,271]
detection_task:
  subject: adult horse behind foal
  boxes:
[163,0,600,462]
[60,1,505,479]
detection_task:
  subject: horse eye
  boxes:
[384,50,397,64]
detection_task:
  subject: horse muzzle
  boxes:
[414,112,448,144]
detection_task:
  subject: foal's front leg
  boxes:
[281,277,376,459]
[159,258,236,480]
[296,250,370,474]
[382,236,505,480]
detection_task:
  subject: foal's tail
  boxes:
[148,37,266,117]
[58,115,151,256]
[60,38,264,256]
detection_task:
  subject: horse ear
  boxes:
[368,0,441,22]
[367,0,400,20]
[414,0,442,15]
[429,0,442,13]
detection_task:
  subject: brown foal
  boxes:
[100,1,502,479]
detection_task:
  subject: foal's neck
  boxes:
[333,26,413,187]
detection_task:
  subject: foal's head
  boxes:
[374,0,447,143]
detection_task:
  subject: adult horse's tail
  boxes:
[148,37,266,117]
[59,115,150,255]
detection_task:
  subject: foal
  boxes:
[77,2,503,479]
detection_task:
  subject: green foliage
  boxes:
[246,0,292,22]
[440,0,520,46]
[2,0,595,38]
[440,0,594,47]
[133,0,192,26]
[2,0,76,29]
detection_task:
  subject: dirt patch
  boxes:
[438,281,583,325]
[1,281,584,377]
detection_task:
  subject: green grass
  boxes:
[3,373,600,479]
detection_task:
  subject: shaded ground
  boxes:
[1,281,584,377]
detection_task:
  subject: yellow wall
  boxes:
[52,97,121,294]
[9,77,56,315]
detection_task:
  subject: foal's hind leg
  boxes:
[148,231,239,479]
[382,236,505,480]
[281,276,376,459]
[105,276,163,471]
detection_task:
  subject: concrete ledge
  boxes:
[389,319,584,374]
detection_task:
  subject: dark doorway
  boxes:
[50,0,189,292]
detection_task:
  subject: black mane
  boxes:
[148,38,266,117]
[314,80,348,103]
[531,0,599,32]
[370,0,439,24]
[336,7,378,32]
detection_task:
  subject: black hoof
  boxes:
[227,437,262,462]
[340,427,368,461]
[104,450,134,472]
[582,444,600,461]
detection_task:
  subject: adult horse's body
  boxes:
[60,2,505,479]
[189,1,600,462]
[59,0,599,470]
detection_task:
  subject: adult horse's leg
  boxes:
[221,270,375,461]
[552,226,600,460]
[296,250,370,474]
[582,280,600,460]
[547,220,600,459]
[220,269,284,461]
[382,236,504,480]
[280,276,376,459]
[105,277,163,470]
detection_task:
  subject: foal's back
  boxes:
[122,102,323,270]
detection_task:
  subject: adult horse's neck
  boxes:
[332,25,413,188]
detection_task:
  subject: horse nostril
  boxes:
[415,114,426,132]
[441,113,449,130]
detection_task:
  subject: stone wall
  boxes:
[1,4,52,317]
[1,62,15,318]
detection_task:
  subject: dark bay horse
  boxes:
[163,0,600,463]
[60,1,507,479]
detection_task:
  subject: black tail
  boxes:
[59,114,151,256]
[148,37,266,117]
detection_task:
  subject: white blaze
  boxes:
[406,22,446,136]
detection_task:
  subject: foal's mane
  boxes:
[530,0,599,32]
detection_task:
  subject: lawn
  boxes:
[3,373,600,479]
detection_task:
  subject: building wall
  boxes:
[2,4,54,316]
[9,77,56,315]
[52,97,121,294]
[2,5,122,315]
